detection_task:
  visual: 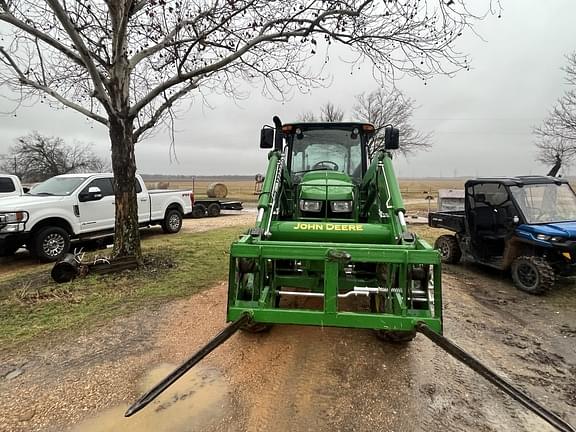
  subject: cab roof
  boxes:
[465,176,569,187]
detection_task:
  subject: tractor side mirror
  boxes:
[260,127,274,149]
[384,126,399,150]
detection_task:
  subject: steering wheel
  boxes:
[312,160,339,171]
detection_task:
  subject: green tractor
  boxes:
[126,117,575,432]
[227,117,442,340]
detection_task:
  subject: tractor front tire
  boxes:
[162,209,183,234]
[241,321,272,333]
[375,330,417,343]
[511,256,555,295]
[434,235,461,264]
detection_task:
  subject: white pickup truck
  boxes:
[0,173,192,260]
[0,174,26,199]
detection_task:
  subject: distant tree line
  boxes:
[0,132,108,182]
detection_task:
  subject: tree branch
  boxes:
[0,46,109,125]
[45,0,112,109]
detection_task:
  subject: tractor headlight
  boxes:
[330,200,353,213]
[550,236,565,242]
[535,234,551,241]
[299,200,322,212]
[0,212,28,224]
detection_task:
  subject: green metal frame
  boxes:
[227,123,443,335]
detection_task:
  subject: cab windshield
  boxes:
[510,183,576,223]
[29,176,88,196]
[290,129,362,182]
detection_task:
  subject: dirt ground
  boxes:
[1,213,575,432]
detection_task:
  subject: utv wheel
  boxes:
[434,235,461,264]
[511,256,555,295]
[191,203,207,218]
[33,227,70,262]
[162,209,183,233]
[207,203,221,217]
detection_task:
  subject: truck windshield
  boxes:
[510,183,576,223]
[290,129,362,181]
[29,177,88,196]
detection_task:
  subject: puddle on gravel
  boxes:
[71,364,228,432]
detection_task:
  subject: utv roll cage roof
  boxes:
[465,176,569,187]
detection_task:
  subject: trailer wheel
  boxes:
[191,203,207,218]
[207,203,221,217]
[511,256,555,295]
[33,226,70,262]
[434,235,461,264]
[162,209,183,234]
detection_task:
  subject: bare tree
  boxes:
[535,138,576,177]
[298,111,318,122]
[535,52,576,175]
[320,102,344,122]
[0,132,108,182]
[353,88,432,156]
[0,1,496,260]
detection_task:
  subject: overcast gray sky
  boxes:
[1,1,575,178]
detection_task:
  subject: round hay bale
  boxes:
[157,181,170,189]
[207,182,228,198]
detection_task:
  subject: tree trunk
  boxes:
[110,116,142,262]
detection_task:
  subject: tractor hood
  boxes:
[299,171,354,201]
[518,221,576,240]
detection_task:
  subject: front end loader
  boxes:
[227,118,441,339]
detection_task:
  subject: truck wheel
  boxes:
[207,203,221,217]
[191,203,207,218]
[162,209,183,234]
[511,256,555,295]
[33,227,70,262]
[434,235,461,264]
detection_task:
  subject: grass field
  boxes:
[0,226,250,347]
[147,178,466,205]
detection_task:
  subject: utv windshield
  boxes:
[510,183,576,223]
[290,129,362,182]
[29,176,88,196]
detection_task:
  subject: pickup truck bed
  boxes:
[428,210,466,233]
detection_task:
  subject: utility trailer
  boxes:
[189,195,243,218]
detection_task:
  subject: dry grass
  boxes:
[146,178,465,205]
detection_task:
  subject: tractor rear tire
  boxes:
[434,235,461,264]
[511,256,555,295]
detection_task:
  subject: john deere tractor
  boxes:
[127,118,576,432]
[227,117,442,340]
